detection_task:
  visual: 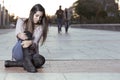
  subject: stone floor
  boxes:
[0,26,120,80]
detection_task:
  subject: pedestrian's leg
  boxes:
[65,21,69,33]
[67,20,70,33]
[57,19,60,33]
[58,19,62,33]
[59,19,63,32]
[58,25,60,33]
[65,22,67,32]
[66,23,69,33]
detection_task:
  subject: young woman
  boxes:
[5,4,48,73]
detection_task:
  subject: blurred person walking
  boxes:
[64,8,72,33]
[55,5,64,33]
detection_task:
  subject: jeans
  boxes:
[57,18,63,33]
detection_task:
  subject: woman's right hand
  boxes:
[21,40,32,48]
[17,33,28,40]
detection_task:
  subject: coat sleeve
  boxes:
[33,26,43,44]
[15,18,24,37]
[32,26,43,54]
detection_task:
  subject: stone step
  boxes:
[1,59,120,73]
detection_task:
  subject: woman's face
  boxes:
[33,11,43,24]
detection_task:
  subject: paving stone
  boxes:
[1,26,120,80]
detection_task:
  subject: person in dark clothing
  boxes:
[64,8,72,33]
[64,8,69,33]
[55,5,64,33]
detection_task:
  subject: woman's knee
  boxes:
[33,54,45,68]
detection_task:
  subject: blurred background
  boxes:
[0,0,120,28]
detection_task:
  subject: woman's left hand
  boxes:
[21,40,32,48]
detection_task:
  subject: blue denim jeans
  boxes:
[12,40,23,61]
[57,18,63,32]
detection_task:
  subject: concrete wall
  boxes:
[71,24,120,31]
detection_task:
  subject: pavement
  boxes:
[0,26,120,80]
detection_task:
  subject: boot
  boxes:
[23,48,37,73]
[4,60,23,67]
[33,54,45,68]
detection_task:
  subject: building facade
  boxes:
[0,4,9,28]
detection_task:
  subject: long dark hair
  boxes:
[23,4,48,45]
